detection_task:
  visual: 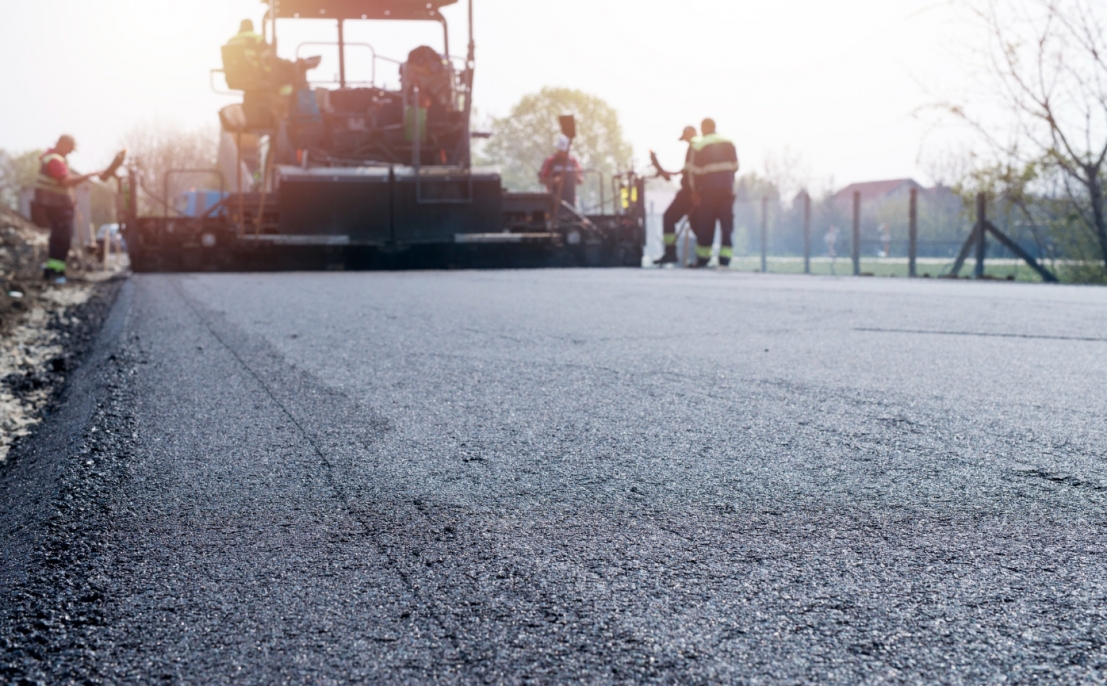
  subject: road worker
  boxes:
[539,134,584,208]
[222,19,275,93]
[34,135,103,283]
[652,125,698,265]
[227,19,266,60]
[223,19,308,128]
[689,118,739,267]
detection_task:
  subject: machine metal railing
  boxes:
[296,41,386,88]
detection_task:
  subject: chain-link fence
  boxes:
[646,187,1060,282]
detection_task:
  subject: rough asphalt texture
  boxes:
[2,270,1106,684]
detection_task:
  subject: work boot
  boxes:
[44,258,67,283]
[656,246,678,265]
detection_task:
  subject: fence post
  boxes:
[852,191,861,276]
[803,192,811,274]
[974,192,986,279]
[761,195,768,273]
[908,188,918,277]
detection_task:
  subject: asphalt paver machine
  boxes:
[123,0,645,271]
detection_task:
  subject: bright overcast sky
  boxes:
[0,0,977,189]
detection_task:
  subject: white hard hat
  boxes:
[555,134,571,152]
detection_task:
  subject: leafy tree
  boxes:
[480,87,632,209]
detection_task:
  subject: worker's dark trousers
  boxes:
[661,188,693,261]
[691,189,735,266]
[46,206,74,273]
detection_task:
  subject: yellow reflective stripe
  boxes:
[229,31,264,45]
[46,259,67,271]
[691,161,739,175]
[695,245,713,258]
[36,154,68,192]
[691,133,733,151]
[663,234,677,246]
[35,174,61,190]
[719,246,734,258]
[35,178,71,196]
[228,32,265,70]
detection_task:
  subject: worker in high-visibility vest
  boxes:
[223,18,303,114]
[689,118,739,268]
[227,19,265,60]
[223,19,272,91]
[34,135,103,283]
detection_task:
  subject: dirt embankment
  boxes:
[0,206,122,461]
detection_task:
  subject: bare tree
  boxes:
[121,121,220,216]
[762,147,810,206]
[949,0,1107,267]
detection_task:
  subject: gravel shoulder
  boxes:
[0,278,123,462]
[0,205,126,462]
[0,275,124,684]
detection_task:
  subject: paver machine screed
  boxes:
[123,0,646,271]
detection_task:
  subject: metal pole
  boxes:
[413,85,422,173]
[974,192,986,279]
[464,0,475,169]
[255,140,275,238]
[984,220,1059,283]
[852,191,861,276]
[682,219,692,268]
[268,0,277,52]
[908,188,918,277]
[803,192,811,274]
[337,19,346,89]
[761,195,768,272]
[236,131,244,234]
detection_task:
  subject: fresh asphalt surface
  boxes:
[3,269,1107,683]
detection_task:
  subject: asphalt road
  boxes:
[3,269,1107,684]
